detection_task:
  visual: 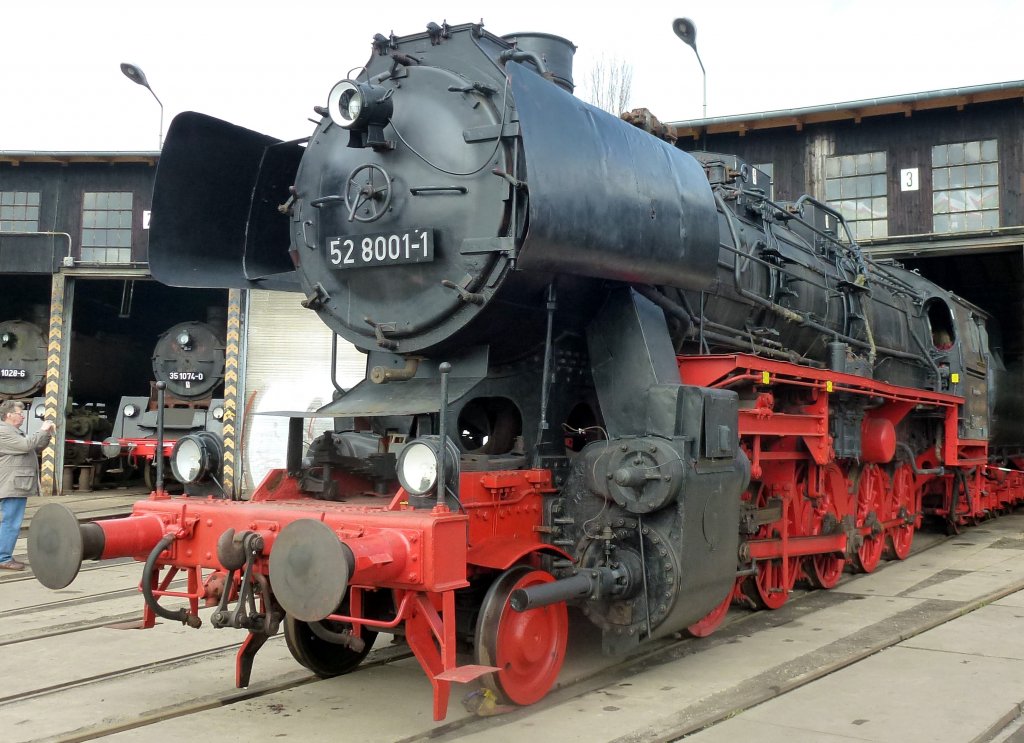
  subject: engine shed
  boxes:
[0,152,364,495]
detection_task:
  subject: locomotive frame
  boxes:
[27,19,1024,722]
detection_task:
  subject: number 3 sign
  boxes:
[900,168,919,192]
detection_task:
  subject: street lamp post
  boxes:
[120,62,164,149]
[672,18,706,119]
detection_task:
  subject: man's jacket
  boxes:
[0,421,51,499]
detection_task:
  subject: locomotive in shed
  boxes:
[28,20,1024,721]
[105,315,227,491]
[0,315,47,402]
[2,307,123,467]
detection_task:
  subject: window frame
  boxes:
[931,138,999,234]
[824,151,888,241]
[80,191,134,263]
[0,191,42,233]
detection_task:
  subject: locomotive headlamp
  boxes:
[177,330,192,347]
[211,405,225,421]
[327,79,394,149]
[171,436,205,483]
[339,82,363,123]
[123,403,140,418]
[0,331,12,346]
[101,436,122,459]
[33,404,45,419]
[171,431,222,485]
[396,440,438,496]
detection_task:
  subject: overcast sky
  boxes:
[3,0,1021,152]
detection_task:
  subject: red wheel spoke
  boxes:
[743,556,799,610]
[856,532,884,573]
[807,552,845,589]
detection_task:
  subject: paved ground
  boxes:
[9,495,1024,742]
[682,588,1024,743]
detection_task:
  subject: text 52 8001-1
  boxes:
[328,229,433,269]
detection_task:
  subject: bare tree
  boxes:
[582,54,633,115]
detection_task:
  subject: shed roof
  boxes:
[670,80,1024,139]
[0,151,159,166]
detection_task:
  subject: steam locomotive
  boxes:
[0,316,47,401]
[105,316,227,491]
[28,21,1024,721]
[2,310,118,466]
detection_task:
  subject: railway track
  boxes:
[4,517,1024,742]
[0,559,174,647]
[4,635,413,743]
[2,554,419,742]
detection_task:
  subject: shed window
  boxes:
[825,151,887,241]
[81,192,133,263]
[0,191,41,232]
[931,139,999,233]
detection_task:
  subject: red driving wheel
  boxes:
[853,464,887,573]
[805,463,847,589]
[474,566,568,706]
[741,475,801,610]
[887,463,917,560]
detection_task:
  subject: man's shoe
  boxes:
[0,560,25,571]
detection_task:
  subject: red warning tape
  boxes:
[64,438,138,448]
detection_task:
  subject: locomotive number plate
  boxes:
[327,228,433,269]
[0,368,27,378]
[168,371,205,381]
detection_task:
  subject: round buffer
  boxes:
[28,503,102,589]
[269,519,352,622]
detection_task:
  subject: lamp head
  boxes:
[327,79,395,150]
[120,62,151,90]
[672,18,698,51]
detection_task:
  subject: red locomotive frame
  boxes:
[32,352,1024,720]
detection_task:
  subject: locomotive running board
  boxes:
[150,111,302,292]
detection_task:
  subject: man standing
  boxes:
[0,400,55,570]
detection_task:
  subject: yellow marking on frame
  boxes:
[761,371,770,385]
[826,380,833,392]
[951,373,960,384]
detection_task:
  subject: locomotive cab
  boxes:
[926,297,957,351]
